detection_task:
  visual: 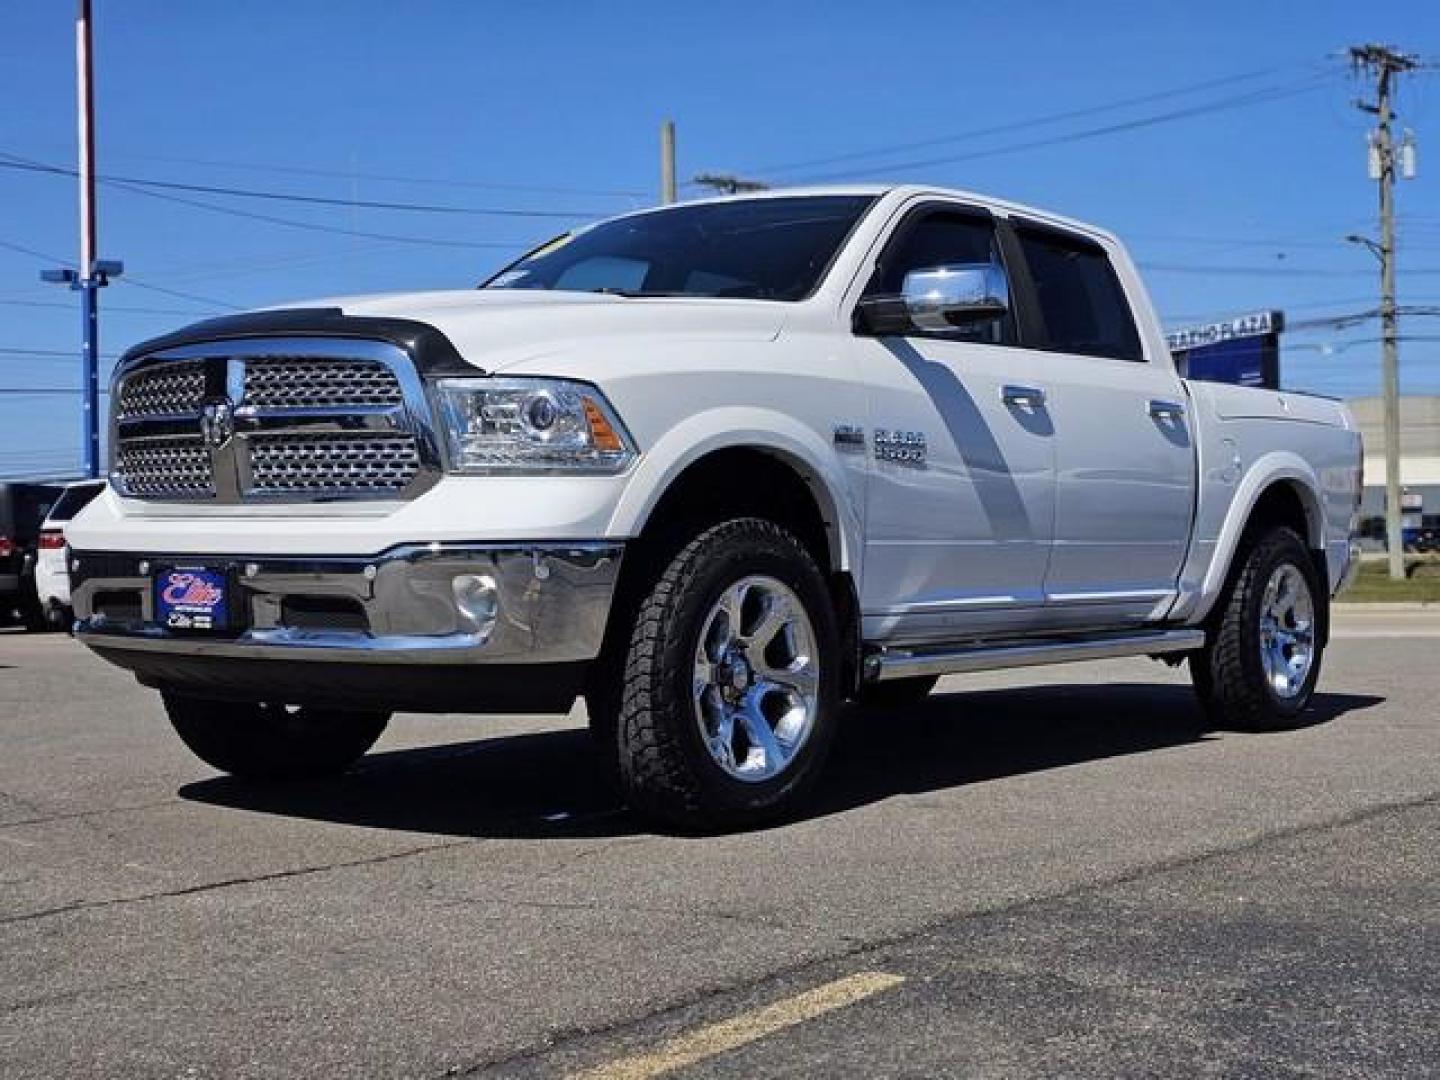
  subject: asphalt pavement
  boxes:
[1,608,1436,1078]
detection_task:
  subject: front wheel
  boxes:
[614,518,841,830]
[1191,525,1325,731]
[163,694,390,780]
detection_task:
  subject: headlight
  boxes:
[432,377,636,474]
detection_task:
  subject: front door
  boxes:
[852,205,1057,645]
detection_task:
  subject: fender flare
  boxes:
[1190,451,1326,624]
[607,407,861,572]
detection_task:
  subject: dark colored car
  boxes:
[0,482,64,628]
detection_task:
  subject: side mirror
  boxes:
[900,262,1009,332]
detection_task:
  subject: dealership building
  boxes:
[1347,395,1440,527]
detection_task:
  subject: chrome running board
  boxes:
[864,628,1206,683]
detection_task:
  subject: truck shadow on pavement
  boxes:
[178,683,1382,839]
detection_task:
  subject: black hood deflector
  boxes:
[120,307,481,377]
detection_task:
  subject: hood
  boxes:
[285,288,790,373]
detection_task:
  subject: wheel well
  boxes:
[590,447,862,699]
[1233,480,1331,644]
[637,447,838,571]
[1246,481,1316,548]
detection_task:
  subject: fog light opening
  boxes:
[452,573,500,636]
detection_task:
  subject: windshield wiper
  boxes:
[589,287,691,298]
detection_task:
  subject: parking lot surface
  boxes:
[1,610,1437,1078]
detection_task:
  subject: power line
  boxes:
[788,75,1333,183]
[0,152,605,220]
[91,149,647,200]
[0,346,119,359]
[113,275,241,311]
[751,65,1315,178]
[102,176,546,252]
[1140,261,1440,277]
[0,297,215,317]
[0,234,237,310]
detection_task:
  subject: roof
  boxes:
[606,184,1120,245]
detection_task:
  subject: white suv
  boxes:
[34,480,106,630]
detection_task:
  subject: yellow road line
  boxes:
[571,970,906,1080]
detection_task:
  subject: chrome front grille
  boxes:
[114,437,214,498]
[115,362,207,420]
[242,357,404,410]
[249,433,421,494]
[110,338,439,504]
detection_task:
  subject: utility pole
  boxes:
[1350,43,1419,580]
[692,173,770,196]
[43,0,121,481]
[660,120,677,204]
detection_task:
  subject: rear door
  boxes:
[1010,222,1195,630]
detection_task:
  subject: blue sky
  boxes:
[1,0,1437,478]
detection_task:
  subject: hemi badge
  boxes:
[833,424,866,452]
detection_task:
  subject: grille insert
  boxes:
[115,437,214,498]
[242,357,404,410]
[248,433,421,494]
[111,343,434,503]
[115,362,206,419]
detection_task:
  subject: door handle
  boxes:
[1149,399,1186,421]
[1001,385,1047,408]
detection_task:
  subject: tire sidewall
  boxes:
[1234,529,1325,720]
[659,526,841,821]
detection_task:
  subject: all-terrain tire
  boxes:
[163,694,390,780]
[614,518,841,831]
[1191,526,1325,731]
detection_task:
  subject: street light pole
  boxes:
[43,0,121,481]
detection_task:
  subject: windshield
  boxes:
[483,195,876,302]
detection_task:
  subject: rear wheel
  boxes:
[613,518,840,830]
[1191,526,1324,731]
[163,694,390,780]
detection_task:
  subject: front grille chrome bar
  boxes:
[109,337,443,504]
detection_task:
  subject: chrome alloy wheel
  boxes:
[692,575,819,782]
[1258,563,1316,700]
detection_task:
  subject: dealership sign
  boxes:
[1166,310,1283,352]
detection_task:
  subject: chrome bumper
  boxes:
[72,542,622,664]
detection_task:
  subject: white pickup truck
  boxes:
[68,185,1363,828]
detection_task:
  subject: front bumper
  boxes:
[72,541,623,665]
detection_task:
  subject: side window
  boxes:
[1015,226,1143,361]
[865,210,1015,345]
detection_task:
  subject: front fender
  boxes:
[607,406,862,572]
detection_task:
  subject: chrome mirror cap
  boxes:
[901,262,1009,332]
